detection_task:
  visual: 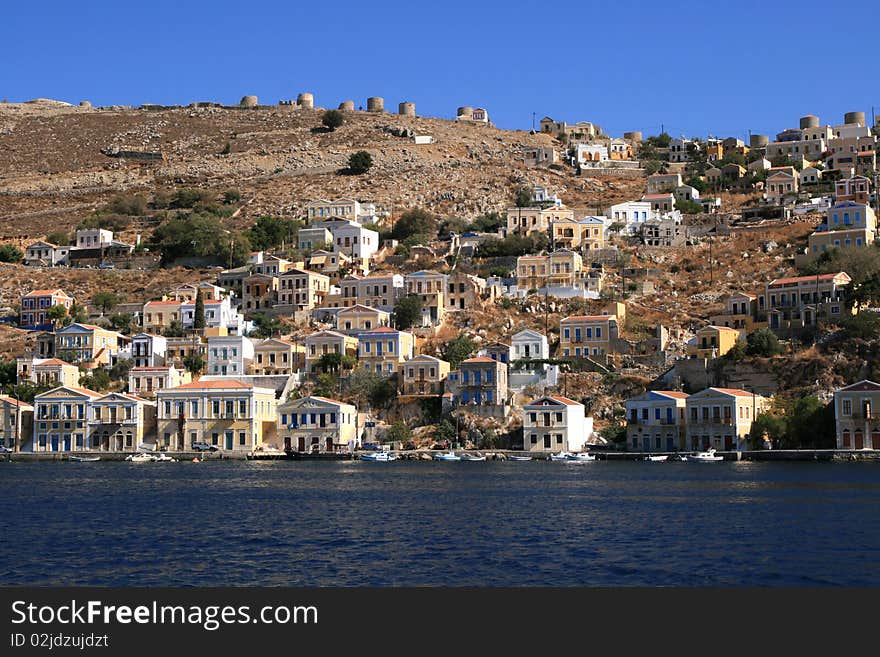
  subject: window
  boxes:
[212,400,221,416]
[239,432,246,446]
[842,399,852,416]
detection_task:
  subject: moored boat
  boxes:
[70,455,101,462]
[508,455,533,461]
[433,450,461,461]
[644,455,668,462]
[687,448,724,462]
[460,452,486,461]
[360,451,398,462]
[125,453,156,463]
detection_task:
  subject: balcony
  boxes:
[688,417,734,426]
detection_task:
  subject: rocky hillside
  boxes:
[0,99,644,241]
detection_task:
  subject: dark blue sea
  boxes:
[2,459,879,586]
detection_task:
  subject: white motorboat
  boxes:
[360,451,398,462]
[460,453,487,461]
[508,455,533,461]
[153,454,177,462]
[687,448,724,462]
[433,450,461,461]
[644,455,668,462]
[70,455,101,462]
[125,453,156,463]
[551,451,595,462]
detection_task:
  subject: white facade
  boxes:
[131,333,167,368]
[328,221,379,263]
[511,329,549,361]
[206,335,255,376]
[574,143,609,165]
[607,201,654,235]
[180,297,245,334]
[75,228,113,249]
[522,396,592,453]
[25,241,70,266]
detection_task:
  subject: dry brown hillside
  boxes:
[0,100,644,241]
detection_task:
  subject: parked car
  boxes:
[361,442,382,451]
[191,442,219,452]
[0,445,13,453]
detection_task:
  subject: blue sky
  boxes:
[2,0,877,139]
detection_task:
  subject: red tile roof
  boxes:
[769,272,847,286]
[711,388,759,398]
[548,395,581,406]
[654,391,689,399]
[170,380,253,390]
[561,315,615,322]
[0,396,34,408]
[462,357,498,363]
[24,289,69,298]
[35,358,74,367]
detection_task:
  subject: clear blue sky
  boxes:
[2,0,878,139]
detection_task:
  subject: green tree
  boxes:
[393,295,423,330]
[685,176,708,193]
[643,160,664,175]
[384,421,412,445]
[109,358,133,382]
[164,320,184,337]
[514,186,532,207]
[471,212,503,233]
[322,110,344,131]
[674,195,702,214]
[391,208,438,242]
[748,412,787,449]
[109,313,135,334]
[248,216,302,251]
[46,304,69,328]
[0,360,17,387]
[69,302,88,325]
[106,193,149,216]
[745,328,783,357]
[842,311,880,340]
[46,231,70,245]
[0,244,23,263]
[79,368,111,391]
[182,352,205,375]
[250,313,283,338]
[347,151,373,175]
[443,334,477,368]
[193,290,206,330]
[223,190,241,204]
[92,291,119,315]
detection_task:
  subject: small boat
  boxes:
[360,451,398,462]
[70,455,101,462]
[125,453,156,463]
[460,452,486,461]
[644,455,668,462]
[153,454,177,462]
[551,451,595,462]
[433,450,461,461]
[687,448,724,463]
[508,455,533,461]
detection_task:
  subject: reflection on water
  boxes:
[1,460,879,586]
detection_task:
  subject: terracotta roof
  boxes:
[144,300,182,306]
[769,272,848,285]
[170,380,254,390]
[711,388,759,398]
[642,193,674,199]
[0,396,34,408]
[837,380,880,393]
[363,327,400,334]
[561,315,615,322]
[462,357,497,364]
[307,330,351,340]
[24,289,68,297]
[653,391,689,399]
[35,358,74,367]
[309,396,348,405]
[37,386,103,398]
[131,366,173,372]
[547,395,581,406]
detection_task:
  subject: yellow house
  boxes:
[0,395,33,451]
[685,387,769,451]
[401,355,450,396]
[164,335,208,372]
[687,326,743,359]
[306,330,359,372]
[88,392,157,451]
[357,327,415,376]
[404,271,447,326]
[53,323,125,365]
[16,357,80,388]
[335,304,391,334]
[252,338,305,375]
[278,268,331,311]
[517,250,584,290]
[143,300,183,334]
[506,205,574,236]
[277,395,358,453]
[156,380,277,452]
[128,366,191,398]
[709,292,759,330]
[559,314,619,358]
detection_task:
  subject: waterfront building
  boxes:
[0,396,33,451]
[522,395,592,453]
[445,357,509,407]
[833,380,880,449]
[156,380,277,452]
[277,396,358,453]
[88,392,157,451]
[684,387,769,451]
[625,391,689,452]
[32,386,103,452]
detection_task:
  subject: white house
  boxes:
[181,297,246,334]
[509,329,558,390]
[24,241,70,267]
[323,220,379,265]
[511,329,549,362]
[607,201,653,235]
[206,335,255,376]
[75,228,113,249]
[130,333,167,368]
[522,395,593,453]
[574,143,609,166]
